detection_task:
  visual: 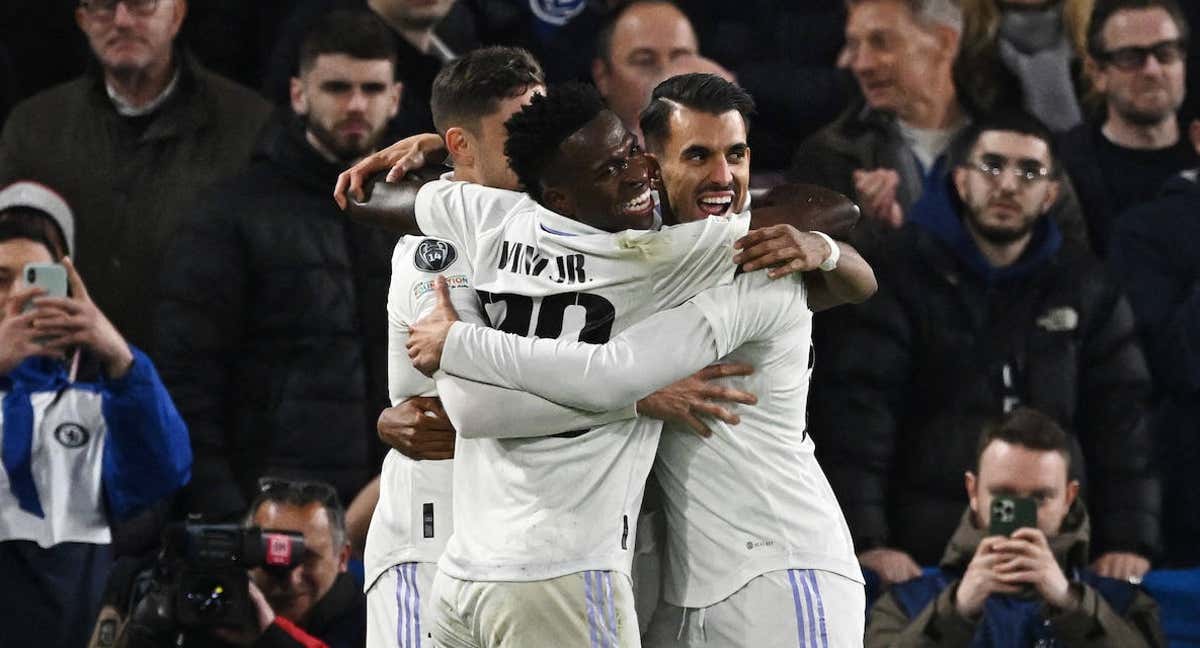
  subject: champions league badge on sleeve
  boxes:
[414,239,458,272]
[530,0,587,26]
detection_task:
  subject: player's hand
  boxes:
[852,168,904,228]
[733,224,832,278]
[407,276,460,376]
[211,580,275,645]
[378,397,456,460]
[858,547,922,586]
[29,257,133,378]
[993,528,1077,610]
[0,285,62,373]
[1091,551,1151,582]
[334,132,445,209]
[954,536,1023,618]
[637,363,757,437]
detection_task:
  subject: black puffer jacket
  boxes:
[155,114,398,520]
[810,214,1160,565]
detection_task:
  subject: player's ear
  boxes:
[444,127,473,167]
[965,471,979,518]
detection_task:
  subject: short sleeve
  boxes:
[687,271,809,358]
[387,236,484,403]
[641,214,751,309]
[414,180,526,261]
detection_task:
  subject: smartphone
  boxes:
[21,262,68,312]
[989,495,1038,537]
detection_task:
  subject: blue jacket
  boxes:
[0,347,191,648]
[865,505,1164,647]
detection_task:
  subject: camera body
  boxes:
[167,523,307,628]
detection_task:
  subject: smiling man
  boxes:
[813,112,1160,588]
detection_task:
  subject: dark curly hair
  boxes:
[504,82,608,202]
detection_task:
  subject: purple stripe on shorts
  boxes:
[584,571,602,648]
[805,570,829,648]
[603,572,619,648]
[395,565,409,648]
[410,564,422,647]
[799,570,819,648]
[788,569,807,648]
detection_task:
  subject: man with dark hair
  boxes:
[401,79,873,646]
[0,0,271,349]
[0,181,191,648]
[866,408,1164,647]
[223,478,366,648]
[155,9,402,523]
[1058,0,1197,256]
[813,113,1160,586]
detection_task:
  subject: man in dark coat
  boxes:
[810,112,1159,587]
[0,0,271,349]
[866,409,1164,648]
[156,10,401,521]
[1109,131,1200,567]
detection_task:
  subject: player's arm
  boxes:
[734,229,876,311]
[410,274,799,413]
[389,241,638,442]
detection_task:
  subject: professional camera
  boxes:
[121,523,305,647]
[169,524,306,627]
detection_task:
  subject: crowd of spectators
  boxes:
[1,0,1199,646]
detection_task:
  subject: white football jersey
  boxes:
[364,235,478,589]
[660,271,863,607]
[414,179,749,582]
[439,272,863,606]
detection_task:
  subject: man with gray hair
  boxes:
[789,0,1086,259]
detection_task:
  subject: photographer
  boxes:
[866,408,1164,647]
[218,478,365,648]
[0,181,192,648]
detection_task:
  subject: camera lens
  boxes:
[26,268,35,282]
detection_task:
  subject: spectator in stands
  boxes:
[155,10,400,522]
[265,0,478,139]
[789,0,1088,259]
[591,0,733,143]
[0,181,191,648]
[225,478,365,648]
[956,0,1093,132]
[1108,122,1200,567]
[866,408,1164,647]
[789,0,969,257]
[1057,0,1197,256]
[685,1,857,175]
[0,0,271,349]
[812,113,1159,587]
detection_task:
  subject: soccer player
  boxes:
[366,51,753,648]
[405,74,874,647]
[396,82,867,647]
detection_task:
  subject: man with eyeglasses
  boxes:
[812,112,1160,588]
[1057,0,1198,256]
[0,0,271,351]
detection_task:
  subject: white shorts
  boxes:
[432,568,642,647]
[367,562,439,648]
[644,569,864,648]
